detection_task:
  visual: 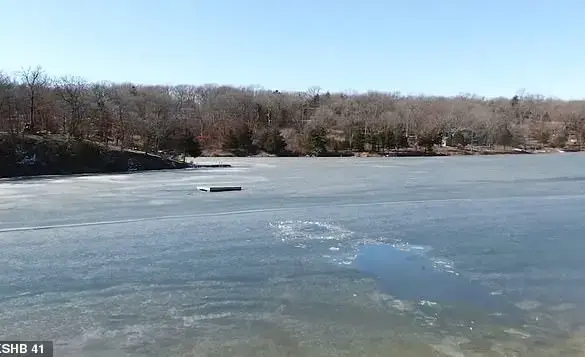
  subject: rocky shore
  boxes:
[0,134,189,179]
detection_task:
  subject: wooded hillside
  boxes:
[1,66,584,156]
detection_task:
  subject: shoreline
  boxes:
[1,146,580,181]
[198,146,580,158]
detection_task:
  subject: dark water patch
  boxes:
[355,244,523,322]
[462,175,585,185]
[405,176,585,192]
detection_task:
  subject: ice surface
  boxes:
[2,155,585,356]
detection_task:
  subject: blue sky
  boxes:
[1,0,584,98]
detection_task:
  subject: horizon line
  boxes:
[2,65,584,102]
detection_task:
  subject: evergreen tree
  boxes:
[307,126,328,155]
[183,135,201,158]
[223,125,256,156]
[261,128,287,155]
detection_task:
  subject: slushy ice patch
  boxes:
[270,220,457,272]
[272,220,353,242]
[271,220,522,323]
[270,220,366,266]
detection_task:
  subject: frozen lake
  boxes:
[1,154,585,356]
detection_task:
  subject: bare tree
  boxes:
[90,82,114,146]
[56,76,89,139]
[3,64,585,157]
[110,84,136,149]
[0,72,17,133]
[19,66,49,133]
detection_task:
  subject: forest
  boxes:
[1,66,585,158]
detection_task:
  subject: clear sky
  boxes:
[1,0,584,98]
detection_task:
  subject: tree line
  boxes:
[1,66,585,157]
